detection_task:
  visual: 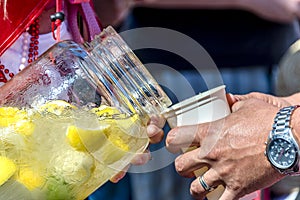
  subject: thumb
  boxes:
[234,92,271,102]
[231,100,245,112]
[218,188,237,200]
[226,93,237,107]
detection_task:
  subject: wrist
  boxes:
[291,106,300,145]
[284,93,300,106]
[265,105,300,175]
[234,0,250,9]
[233,0,260,14]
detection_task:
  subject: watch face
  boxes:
[267,137,298,169]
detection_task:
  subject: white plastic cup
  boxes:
[162,85,258,200]
[162,85,230,127]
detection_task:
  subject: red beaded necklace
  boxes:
[27,18,40,63]
[0,18,39,83]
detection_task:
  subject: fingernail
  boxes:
[110,173,126,183]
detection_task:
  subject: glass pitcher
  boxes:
[0,26,171,200]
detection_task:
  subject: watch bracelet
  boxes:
[272,106,299,136]
[271,105,300,175]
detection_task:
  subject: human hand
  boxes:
[166,97,287,199]
[239,0,300,23]
[110,114,165,183]
[134,0,300,23]
[229,92,291,108]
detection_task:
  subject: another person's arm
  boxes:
[134,0,300,23]
[165,92,300,199]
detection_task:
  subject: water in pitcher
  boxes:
[0,26,171,200]
[0,100,149,200]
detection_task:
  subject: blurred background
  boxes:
[90,1,300,200]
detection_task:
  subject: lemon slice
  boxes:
[101,123,140,165]
[67,105,143,164]
[17,167,44,190]
[66,124,107,152]
[90,105,121,118]
[91,105,140,130]
[0,107,21,127]
[14,120,35,136]
[0,107,28,127]
[91,105,133,148]
[0,156,17,186]
[66,120,131,164]
[38,100,76,116]
[116,114,140,131]
[92,105,143,164]
[0,107,35,136]
[106,128,130,151]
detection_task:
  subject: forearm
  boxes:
[92,0,131,26]
[285,92,300,156]
[134,0,300,23]
[291,103,300,145]
[284,92,300,105]
[134,0,244,9]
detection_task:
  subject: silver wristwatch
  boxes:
[265,105,300,175]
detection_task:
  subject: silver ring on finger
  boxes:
[199,175,214,192]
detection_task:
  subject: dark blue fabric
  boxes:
[128,8,299,69]
[88,174,132,200]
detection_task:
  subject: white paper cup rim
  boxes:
[161,85,226,117]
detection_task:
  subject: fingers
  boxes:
[147,124,164,143]
[234,92,268,101]
[109,115,164,183]
[147,115,165,144]
[226,93,237,108]
[231,100,245,112]
[130,148,151,165]
[109,164,130,183]
[232,92,290,110]
[231,92,271,112]
[218,188,237,200]
[234,92,285,107]
[111,149,151,183]
[190,169,223,199]
[148,114,165,129]
[174,148,208,177]
[166,124,205,153]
